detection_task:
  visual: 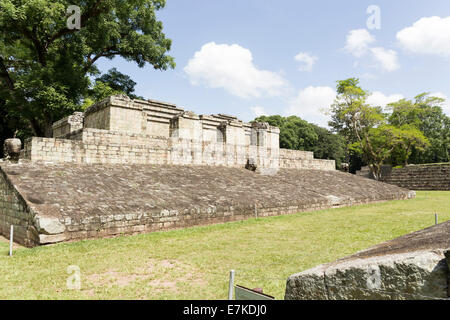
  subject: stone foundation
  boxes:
[381,164,450,191]
[0,168,39,247]
[0,162,413,247]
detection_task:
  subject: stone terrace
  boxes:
[382,163,450,191]
[0,162,413,247]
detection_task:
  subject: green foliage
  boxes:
[255,115,345,168]
[387,93,450,165]
[389,124,430,166]
[80,81,121,110]
[0,0,174,137]
[79,68,144,110]
[330,78,385,143]
[95,68,143,100]
[329,78,432,179]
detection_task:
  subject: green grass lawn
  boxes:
[0,191,449,300]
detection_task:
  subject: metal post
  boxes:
[435,213,438,225]
[228,270,235,300]
[9,225,13,256]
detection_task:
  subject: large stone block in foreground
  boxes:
[285,221,450,300]
[0,162,413,247]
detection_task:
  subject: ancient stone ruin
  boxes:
[0,95,415,246]
[3,138,21,163]
[357,164,450,191]
[19,95,335,170]
[285,220,450,300]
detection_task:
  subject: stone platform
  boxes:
[0,162,414,247]
[19,95,335,171]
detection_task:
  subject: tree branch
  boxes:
[21,27,47,66]
[83,47,119,72]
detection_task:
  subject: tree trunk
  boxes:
[369,164,381,180]
[44,121,53,138]
[28,118,53,137]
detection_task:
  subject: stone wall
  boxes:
[279,149,335,170]
[381,163,450,190]
[0,168,39,247]
[22,130,335,170]
[81,95,280,147]
[17,94,336,171]
[355,165,392,180]
[21,128,280,168]
[52,112,84,138]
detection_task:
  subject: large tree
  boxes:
[0,0,175,137]
[387,93,450,165]
[328,78,376,172]
[329,78,429,179]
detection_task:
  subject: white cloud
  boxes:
[367,91,404,108]
[287,86,336,127]
[184,42,288,98]
[370,47,400,72]
[294,52,318,72]
[430,92,450,115]
[250,106,267,117]
[397,16,450,56]
[345,29,375,57]
[344,29,399,72]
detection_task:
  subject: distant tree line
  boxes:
[257,78,449,177]
[254,115,346,169]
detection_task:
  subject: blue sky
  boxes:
[97,0,450,127]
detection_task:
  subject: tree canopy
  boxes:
[0,0,174,138]
[328,78,446,178]
[80,67,144,109]
[387,94,450,165]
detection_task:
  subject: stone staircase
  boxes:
[382,164,450,190]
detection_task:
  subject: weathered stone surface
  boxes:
[3,138,22,162]
[0,94,418,246]
[445,250,450,297]
[382,164,450,191]
[286,265,328,300]
[285,221,450,300]
[324,251,448,300]
[39,233,67,244]
[36,216,66,234]
[358,164,450,191]
[0,162,413,246]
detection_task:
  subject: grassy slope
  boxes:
[0,191,448,300]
